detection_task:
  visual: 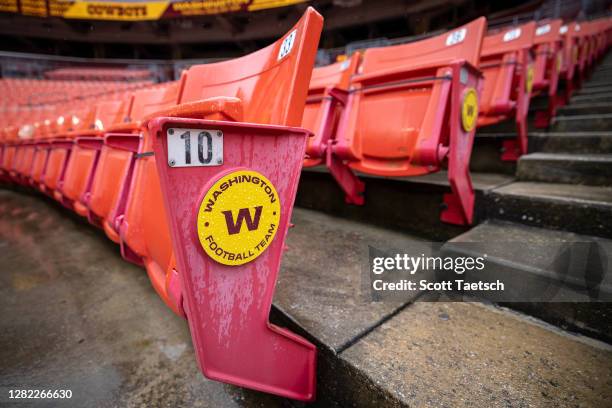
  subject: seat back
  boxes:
[122,6,323,299]
[88,82,182,239]
[481,21,537,58]
[532,19,563,91]
[560,22,581,79]
[303,53,360,165]
[65,106,97,137]
[533,19,563,46]
[569,22,590,71]
[60,99,130,204]
[178,10,322,127]
[338,17,486,176]
[127,82,182,125]
[91,100,127,132]
[308,55,358,93]
[478,21,536,117]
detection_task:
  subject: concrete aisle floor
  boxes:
[0,189,286,407]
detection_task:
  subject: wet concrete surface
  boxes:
[0,189,287,407]
[3,188,612,407]
[485,181,612,238]
[341,302,612,407]
[278,209,430,352]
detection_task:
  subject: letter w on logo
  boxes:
[222,206,263,235]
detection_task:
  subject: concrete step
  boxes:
[517,153,612,186]
[552,113,612,132]
[443,220,612,342]
[338,302,612,407]
[484,181,612,237]
[296,168,513,241]
[571,93,612,104]
[528,131,612,154]
[587,72,612,84]
[557,103,612,116]
[575,85,612,97]
[582,79,612,90]
[583,78,612,89]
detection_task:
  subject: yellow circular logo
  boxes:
[526,65,534,93]
[461,88,478,132]
[196,169,281,266]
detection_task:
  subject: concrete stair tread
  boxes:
[552,114,612,132]
[521,152,612,161]
[528,132,612,154]
[554,113,612,121]
[517,153,612,186]
[559,102,612,107]
[529,131,612,137]
[558,103,612,115]
[484,182,612,237]
[576,85,612,94]
[277,207,430,352]
[340,302,612,407]
[571,94,612,102]
[493,182,612,207]
[444,221,612,341]
[445,220,612,295]
[583,81,612,89]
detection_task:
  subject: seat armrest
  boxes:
[143,97,244,124]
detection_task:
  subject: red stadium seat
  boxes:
[558,22,582,104]
[40,107,96,203]
[329,17,486,224]
[531,19,564,128]
[59,99,129,214]
[1,127,19,182]
[477,21,536,161]
[122,7,322,400]
[302,53,365,204]
[87,83,181,245]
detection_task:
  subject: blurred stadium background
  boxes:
[0,0,609,80]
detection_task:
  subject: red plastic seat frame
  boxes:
[302,53,365,204]
[59,100,128,214]
[121,7,322,400]
[87,84,182,244]
[531,19,563,128]
[557,22,582,105]
[326,17,486,224]
[477,21,536,161]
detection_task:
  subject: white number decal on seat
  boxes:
[503,28,522,42]
[278,30,297,60]
[446,28,467,46]
[536,24,551,36]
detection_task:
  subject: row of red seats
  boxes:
[44,67,154,81]
[0,9,610,401]
[303,16,612,226]
[0,78,153,107]
[0,7,323,401]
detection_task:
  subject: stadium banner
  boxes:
[1,0,309,20]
